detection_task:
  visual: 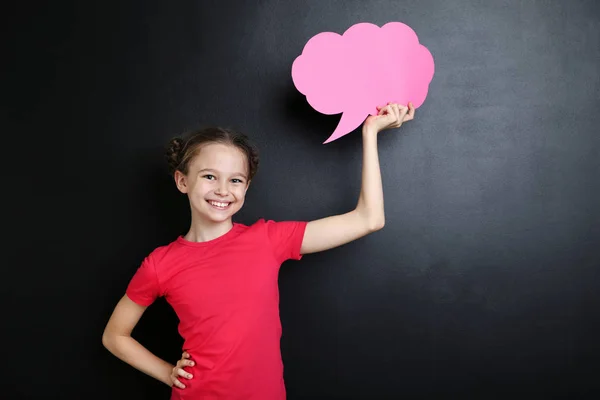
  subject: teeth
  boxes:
[209,201,229,208]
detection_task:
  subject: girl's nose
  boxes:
[215,183,229,195]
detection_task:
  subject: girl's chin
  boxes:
[199,207,238,221]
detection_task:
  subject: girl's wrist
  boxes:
[162,363,175,387]
[362,125,379,138]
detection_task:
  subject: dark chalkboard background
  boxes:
[3,1,599,399]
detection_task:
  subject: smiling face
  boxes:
[175,142,250,225]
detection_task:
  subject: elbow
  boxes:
[102,330,112,350]
[102,327,120,352]
[355,207,385,233]
[368,218,385,232]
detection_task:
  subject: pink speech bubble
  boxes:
[292,22,435,144]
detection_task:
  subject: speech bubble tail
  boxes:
[323,111,367,144]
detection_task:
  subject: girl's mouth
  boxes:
[207,200,231,210]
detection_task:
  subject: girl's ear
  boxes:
[174,170,188,193]
[245,180,251,194]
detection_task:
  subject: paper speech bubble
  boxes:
[292,22,435,144]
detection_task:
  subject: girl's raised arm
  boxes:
[300,102,414,255]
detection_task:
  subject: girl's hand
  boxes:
[170,351,195,389]
[363,102,415,134]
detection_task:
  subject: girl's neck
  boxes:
[184,215,234,243]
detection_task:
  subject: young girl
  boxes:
[102,102,415,399]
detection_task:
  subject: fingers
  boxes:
[389,103,399,122]
[172,352,195,390]
[385,102,401,127]
[178,352,193,367]
[398,104,409,123]
[385,105,398,126]
[404,102,415,121]
[172,366,193,379]
[388,102,414,124]
[171,365,193,389]
[177,367,193,379]
[177,359,195,368]
[376,102,415,128]
[172,377,186,389]
[376,105,388,119]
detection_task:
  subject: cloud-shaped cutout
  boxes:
[292,22,435,143]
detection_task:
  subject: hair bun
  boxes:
[166,137,185,174]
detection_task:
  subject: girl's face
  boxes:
[175,143,250,225]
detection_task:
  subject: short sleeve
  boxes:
[126,255,161,306]
[264,220,308,264]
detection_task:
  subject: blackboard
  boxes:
[3,0,599,398]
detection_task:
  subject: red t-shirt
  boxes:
[126,219,308,400]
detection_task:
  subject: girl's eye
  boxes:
[204,175,216,180]
[232,179,244,184]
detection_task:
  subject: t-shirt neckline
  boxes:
[176,223,242,247]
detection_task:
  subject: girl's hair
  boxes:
[165,127,259,181]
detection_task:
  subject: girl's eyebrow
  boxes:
[199,168,247,179]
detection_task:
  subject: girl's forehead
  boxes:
[193,143,248,172]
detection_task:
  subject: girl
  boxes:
[102,102,415,399]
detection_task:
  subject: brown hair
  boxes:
[165,126,259,181]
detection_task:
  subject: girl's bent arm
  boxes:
[102,295,175,387]
[300,103,413,255]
